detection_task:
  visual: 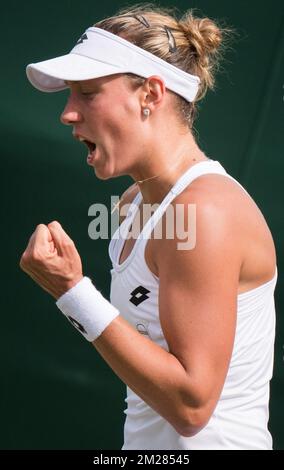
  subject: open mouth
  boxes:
[84,140,97,154]
[77,136,97,154]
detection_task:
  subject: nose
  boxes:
[60,96,83,125]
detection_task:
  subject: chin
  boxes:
[93,165,123,181]
[93,169,111,180]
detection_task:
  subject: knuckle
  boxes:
[48,220,60,228]
[63,239,74,249]
[34,223,46,235]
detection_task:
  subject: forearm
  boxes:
[93,314,201,436]
[55,276,205,436]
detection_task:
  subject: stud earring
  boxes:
[142,108,150,117]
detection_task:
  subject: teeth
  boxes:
[77,136,96,146]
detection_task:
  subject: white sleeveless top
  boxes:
[108,159,278,450]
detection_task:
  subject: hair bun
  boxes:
[177,11,230,100]
[179,13,222,60]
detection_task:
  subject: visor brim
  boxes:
[26,53,122,92]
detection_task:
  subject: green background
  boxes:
[1,0,283,449]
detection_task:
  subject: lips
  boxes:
[74,134,97,165]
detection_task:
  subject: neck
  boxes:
[130,133,210,205]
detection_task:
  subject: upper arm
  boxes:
[156,188,242,421]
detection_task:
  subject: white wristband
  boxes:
[56,277,119,342]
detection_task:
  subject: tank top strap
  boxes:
[138,159,228,242]
[170,159,227,195]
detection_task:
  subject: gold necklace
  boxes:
[111,155,200,215]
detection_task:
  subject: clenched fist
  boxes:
[20,221,83,299]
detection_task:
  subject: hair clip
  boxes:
[134,15,150,28]
[164,26,177,53]
[118,14,150,28]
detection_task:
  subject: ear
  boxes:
[140,75,166,112]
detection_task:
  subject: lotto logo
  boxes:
[129,286,150,306]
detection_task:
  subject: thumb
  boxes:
[47,221,74,254]
[32,224,55,251]
[46,228,56,253]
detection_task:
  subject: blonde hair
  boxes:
[95,3,233,128]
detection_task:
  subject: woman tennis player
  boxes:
[20,5,278,449]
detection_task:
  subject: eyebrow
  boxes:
[64,80,98,88]
[64,80,76,85]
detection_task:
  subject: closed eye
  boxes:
[81,91,94,95]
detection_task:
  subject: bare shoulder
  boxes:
[186,172,271,224]
[155,172,245,258]
[156,173,244,271]
[153,171,276,289]
[187,172,254,209]
[118,183,140,225]
[188,173,277,278]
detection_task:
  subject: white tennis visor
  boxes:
[26,27,200,102]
